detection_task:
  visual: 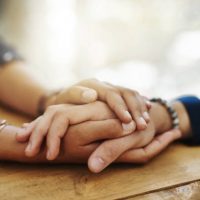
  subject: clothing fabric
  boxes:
[177,96,200,145]
[0,40,22,66]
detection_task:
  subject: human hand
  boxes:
[16,102,135,161]
[40,85,98,114]
[88,124,181,173]
[75,79,151,131]
[61,101,182,172]
[57,117,180,169]
[117,129,181,164]
[57,119,156,164]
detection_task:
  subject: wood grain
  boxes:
[1,106,200,200]
[130,181,200,200]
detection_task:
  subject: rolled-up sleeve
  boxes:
[177,96,200,145]
[0,40,22,67]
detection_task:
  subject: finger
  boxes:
[65,102,116,124]
[146,100,152,110]
[105,91,134,124]
[123,91,147,130]
[16,118,40,142]
[46,115,69,160]
[25,111,55,157]
[118,129,182,163]
[137,95,150,123]
[55,86,98,104]
[67,119,128,146]
[142,96,152,110]
[78,79,133,124]
[87,133,140,173]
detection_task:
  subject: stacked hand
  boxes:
[16,79,182,173]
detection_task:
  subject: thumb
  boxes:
[55,86,98,104]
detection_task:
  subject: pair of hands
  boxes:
[16,79,182,173]
[62,102,181,173]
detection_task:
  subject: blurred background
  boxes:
[0,0,199,99]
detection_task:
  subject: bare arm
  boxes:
[0,61,47,116]
[0,101,192,166]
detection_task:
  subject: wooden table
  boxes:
[1,106,200,200]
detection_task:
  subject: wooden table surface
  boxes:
[1,106,200,200]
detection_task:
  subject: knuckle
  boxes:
[123,88,136,95]
[108,87,120,95]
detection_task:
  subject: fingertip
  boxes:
[146,100,152,109]
[46,150,54,161]
[136,117,148,131]
[46,147,58,161]
[143,112,150,122]
[16,129,31,142]
[25,143,34,157]
[121,111,132,123]
[16,134,28,142]
[88,157,105,173]
[122,121,136,135]
[173,129,182,139]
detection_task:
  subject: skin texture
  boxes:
[0,61,98,116]
[0,101,191,173]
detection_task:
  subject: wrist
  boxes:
[149,102,172,134]
[0,125,24,160]
[149,101,192,139]
[171,101,192,139]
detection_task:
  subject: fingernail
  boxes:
[143,112,150,121]
[82,90,97,102]
[25,143,32,153]
[122,121,136,135]
[124,111,132,120]
[90,157,105,173]
[146,101,152,109]
[137,117,147,129]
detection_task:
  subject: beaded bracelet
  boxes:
[0,119,7,133]
[150,98,179,129]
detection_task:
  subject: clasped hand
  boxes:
[16,79,181,173]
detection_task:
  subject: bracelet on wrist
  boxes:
[0,119,8,133]
[150,98,179,129]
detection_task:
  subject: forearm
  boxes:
[0,125,74,163]
[0,125,45,162]
[0,61,48,116]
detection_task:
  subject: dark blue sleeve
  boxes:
[177,95,200,145]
